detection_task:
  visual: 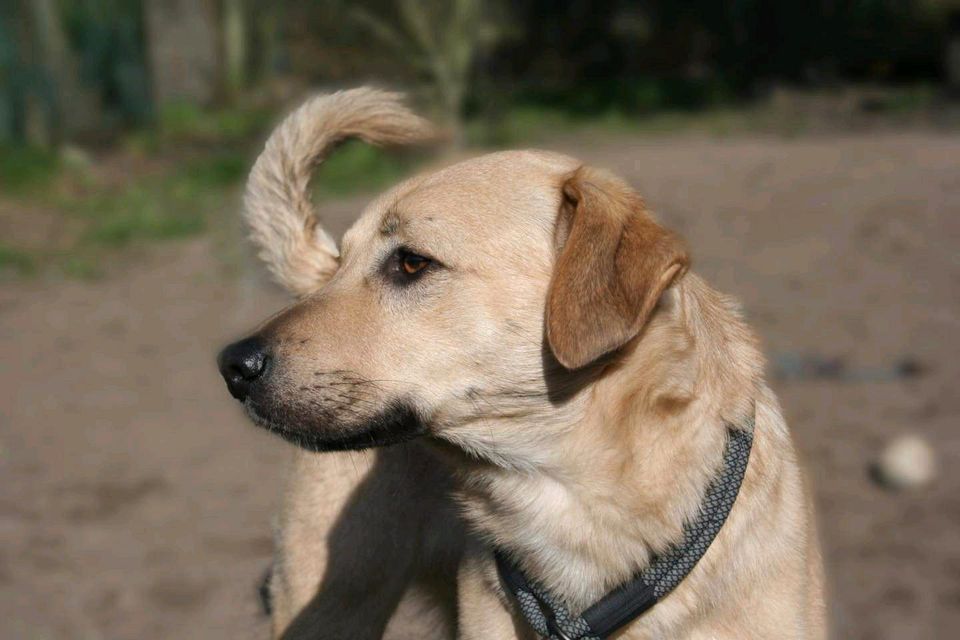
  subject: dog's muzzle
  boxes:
[217,336,271,401]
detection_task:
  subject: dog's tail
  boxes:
[244,88,436,295]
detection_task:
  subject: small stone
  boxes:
[872,434,936,490]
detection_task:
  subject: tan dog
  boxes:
[217,88,826,639]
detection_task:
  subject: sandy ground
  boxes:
[1,133,958,639]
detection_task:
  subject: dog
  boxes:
[217,88,826,639]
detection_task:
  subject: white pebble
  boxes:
[874,434,936,490]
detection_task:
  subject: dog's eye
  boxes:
[382,247,438,286]
[398,250,431,276]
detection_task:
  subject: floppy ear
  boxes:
[546,167,690,370]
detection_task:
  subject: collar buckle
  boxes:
[546,615,574,640]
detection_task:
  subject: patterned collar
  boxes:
[495,422,754,640]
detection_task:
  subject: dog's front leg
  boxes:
[457,543,536,640]
[269,448,418,640]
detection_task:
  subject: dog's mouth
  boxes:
[242,398,427,452]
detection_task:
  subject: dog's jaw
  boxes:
[242,398,427,452]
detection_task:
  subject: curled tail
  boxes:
[244,88,436,295]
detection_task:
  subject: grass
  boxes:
[70,153,250,249]
[125,102,274,153]
[0,134,423,279]
[313,140,422,197]
[159,102,271,142]
[466,104,766,146]
[0,145,60,194]
[465,76,742,145]
[0,244,36,275]
[859,84,936,114]
[466,82,943,146]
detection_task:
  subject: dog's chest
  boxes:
[464,472,653,609]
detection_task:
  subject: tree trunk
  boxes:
[222,0,246,100]
[948,11,960,98]
[144,0,220,107]
[251,4,281,86]
[21,0,101,144]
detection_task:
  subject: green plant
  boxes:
[157,102,271,144]
[312,140,421,197]
[0,243,36,274]
[76,178,208,247]
[0,145,59,192]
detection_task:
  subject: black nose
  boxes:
[217,336,270,401]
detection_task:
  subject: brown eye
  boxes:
[400,251,430,275]
[385,247,438,286]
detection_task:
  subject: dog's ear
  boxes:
[546,167,690,370]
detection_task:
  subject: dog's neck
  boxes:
[451,274,762,611]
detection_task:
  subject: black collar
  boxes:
[495,422,754,640]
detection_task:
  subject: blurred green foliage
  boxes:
[312,141,420,197]
[0,144,60,192]
[0,244,37,276]
[76,175,209,248]
[156,103,273,145]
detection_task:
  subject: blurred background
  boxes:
[1,1,958,638]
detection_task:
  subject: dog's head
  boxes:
[218,91,688,462]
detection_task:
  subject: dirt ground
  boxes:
[1,132,958,639]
